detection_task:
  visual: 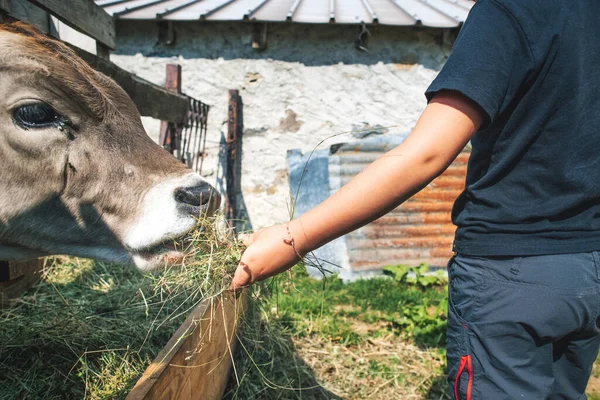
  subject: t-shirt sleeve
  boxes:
[425,0,536,128]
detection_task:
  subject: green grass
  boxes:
[225,267,450,399]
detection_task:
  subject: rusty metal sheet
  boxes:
[97,0,473,27]
[329,141,470,270]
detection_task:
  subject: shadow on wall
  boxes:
[114,21,455,70]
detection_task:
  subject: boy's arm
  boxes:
[230,91,484,291]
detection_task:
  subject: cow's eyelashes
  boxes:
[12,103,68,129]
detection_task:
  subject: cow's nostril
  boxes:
[174,184,218,207]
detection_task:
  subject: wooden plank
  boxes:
[25,0,116,49]
[0,259,41,281]
[0,3,186,122]
[127,292,247,400]
[73,47,189,123]
[0,259,44,307]
[0,0,50,33]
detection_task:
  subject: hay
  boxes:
[0,215,242,399]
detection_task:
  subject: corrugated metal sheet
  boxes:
[329,141,470,270]
[96,0,474,27]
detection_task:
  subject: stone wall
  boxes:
[111,21,453,230]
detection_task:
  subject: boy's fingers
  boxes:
[230,261,252,291]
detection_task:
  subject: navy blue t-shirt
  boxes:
[426,0,600,256]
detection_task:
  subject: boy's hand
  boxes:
[230,222,305,291]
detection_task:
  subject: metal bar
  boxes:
[286,0,303,22]
[329,0,335,23]
[199,0,236,19]
[198,103,209,173]
[25,0,116,48]
[415,0,461,24]
[157,0,206,18]
[244,0,271,20]
[388,0,418,24]
[188,99,200,170]
[360,0,378,23]
[113,0,171,17]
[226,90,240,222]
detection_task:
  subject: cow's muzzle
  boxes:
[175,181,221,217]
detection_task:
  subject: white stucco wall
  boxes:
[111,22,452,230]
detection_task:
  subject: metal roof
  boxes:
[96,0,474,28]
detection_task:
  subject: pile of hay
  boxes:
[0,216,242,399]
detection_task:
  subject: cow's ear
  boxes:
[12,102,63,130]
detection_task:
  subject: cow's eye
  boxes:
[13,103,61,129]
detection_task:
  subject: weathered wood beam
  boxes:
[74,47,189,123]
[126,293,247,400]
[0,0,51,33]
[25,0,116,49]
[0,5,187,123]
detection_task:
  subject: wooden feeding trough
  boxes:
[128,292,247,400]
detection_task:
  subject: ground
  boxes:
[225,267,600,399]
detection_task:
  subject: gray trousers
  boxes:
[447,253,600,399]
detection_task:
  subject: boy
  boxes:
[231,0,600,397]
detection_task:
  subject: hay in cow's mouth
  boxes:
[0,214,244,398]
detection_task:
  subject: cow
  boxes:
[0,22,220,270]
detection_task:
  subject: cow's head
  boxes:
[0,23,220,269]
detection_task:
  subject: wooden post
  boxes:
[226,90,241,223]
[159,64,183,154]
[96,42,111,60]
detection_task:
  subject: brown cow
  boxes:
[0,22,220,270]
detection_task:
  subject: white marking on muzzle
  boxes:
[124,173,207,251]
